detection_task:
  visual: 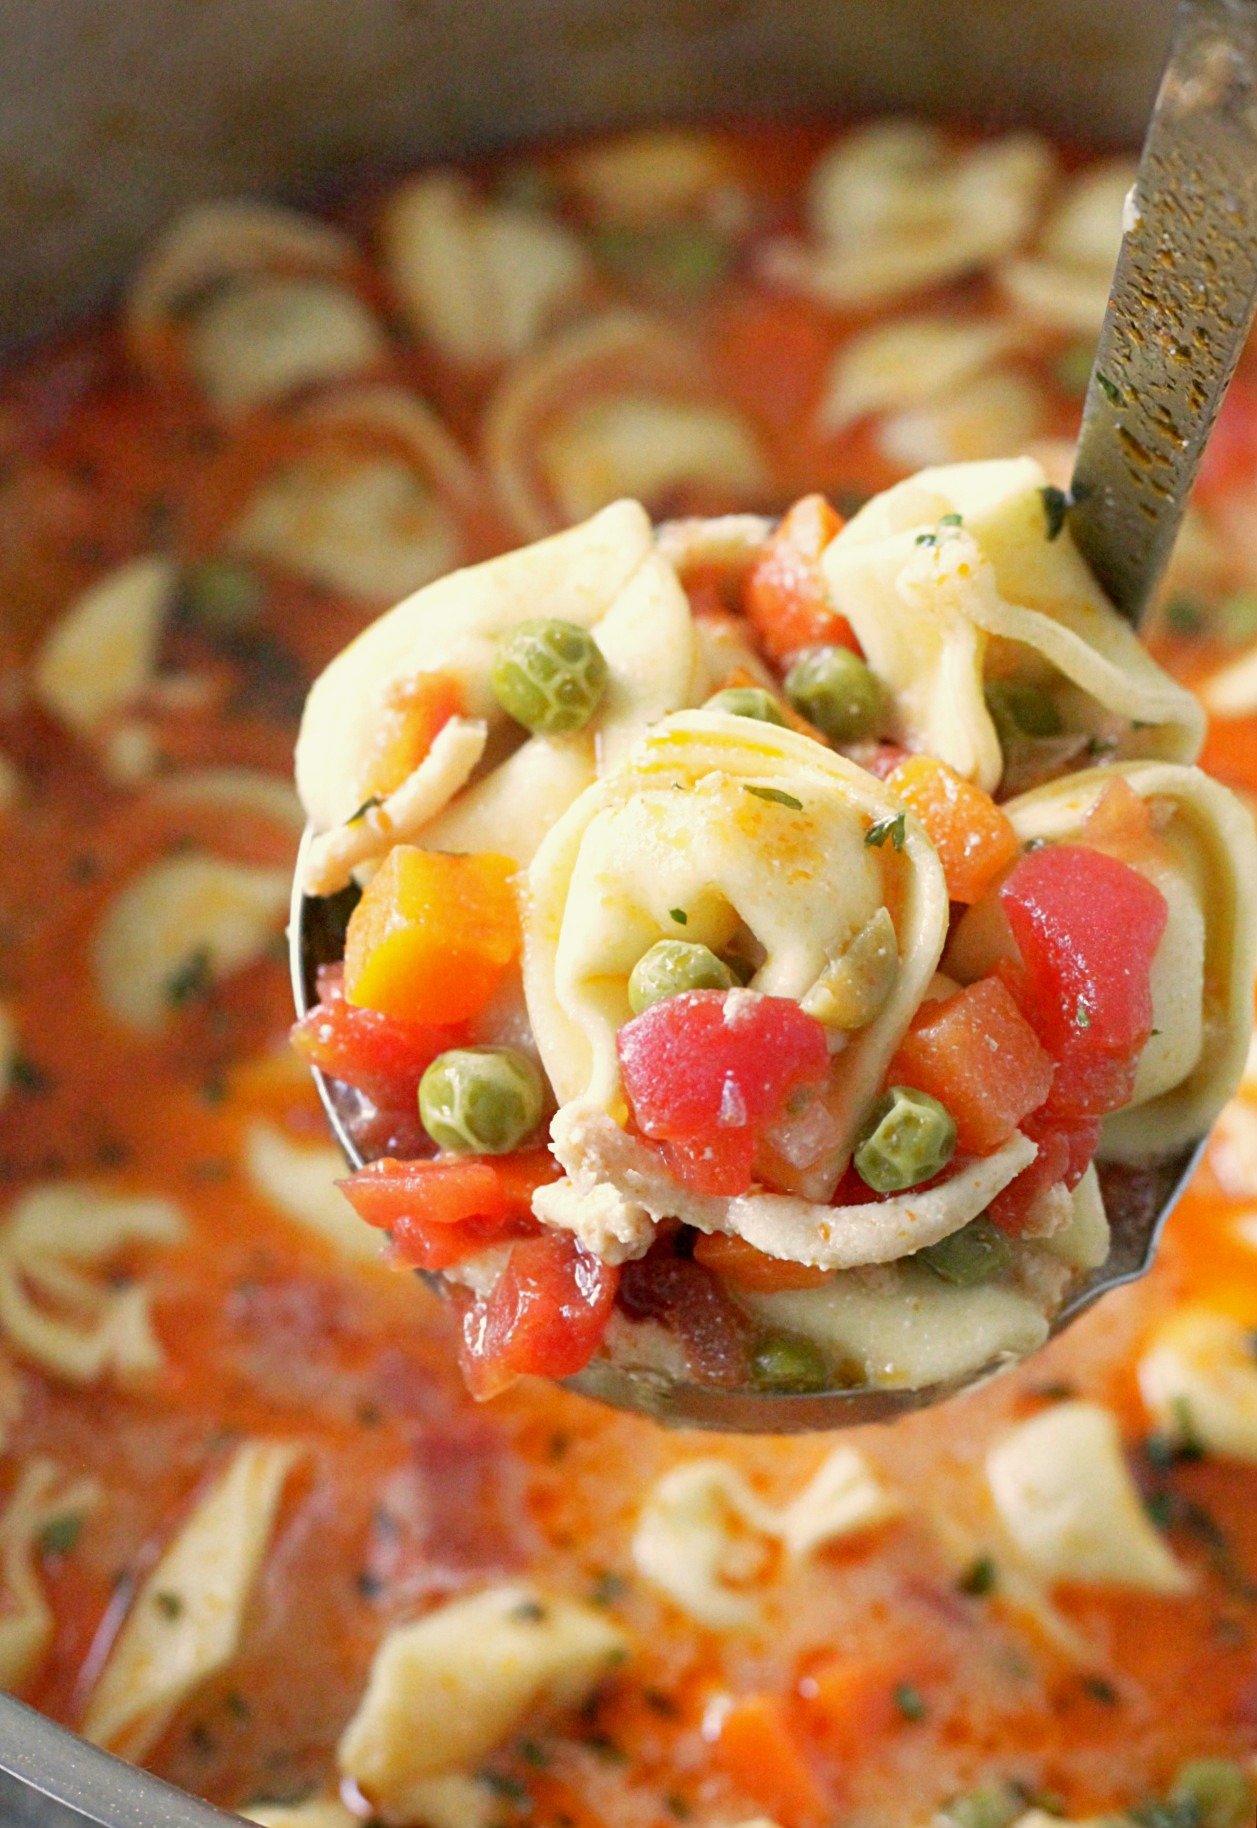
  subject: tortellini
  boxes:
[1000,158,1137,334]
[244,1123,388,1267]
[822,457,1204,792]
[296,499,699,891]
[0,1459,100,1693]
[964,760,1257,1160]
[762,123,1055,308]
[127,201,387,412]
[81,1440,300,1760]
[483,314,768,540]
[381,170,590,367]
[1139,1307,1257,1462]
[33,555,174,738]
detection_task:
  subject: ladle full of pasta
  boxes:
[291,3,1257,1429]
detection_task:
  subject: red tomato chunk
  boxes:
[459,1231,619,1400]
[340,1152,557,1271]
[888,976,1054,1155]
[744,494,857,664]
[617,990,831,1196]
[291,962,465,1109]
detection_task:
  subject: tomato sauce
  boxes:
[0,122,1255,1824]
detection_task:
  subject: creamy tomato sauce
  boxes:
[0,123,1255,1827]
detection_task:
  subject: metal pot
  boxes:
[0,0,1175,1818]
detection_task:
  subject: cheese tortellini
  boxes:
[822,457,1204,794]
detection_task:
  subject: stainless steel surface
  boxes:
[1071,0,1257,622]
[291,832,1204,1432]
[0,0,1213,1817]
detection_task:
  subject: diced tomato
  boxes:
[710,1693,828,1828]
[692,1230,833,1292]
[1081,774,1158,860]
[887,976,1054,1154]
[744,495,857,665]
[290,963,464,1107]
[862,743,909,781]
[998,844,1167,1066]
[339,1151,557,1271]
[459,1230,619,1400]
[1198,374,1257,502]
[988,1109,1100,1235]
[887,755,1020,904]
[618,1247,751,1385]
[617,990,831,1196]
[361,670,465,801]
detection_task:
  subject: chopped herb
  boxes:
[893,1681,927,1722]
[582,1732,629,1764]
[179,558,265,635]
[38,1513,85,1557]
[356,1401,383,1427]
[666,1794,694,1819]
[1040,485,1070,541]
[1163,595,1208,637]
[916,512,965,549]
[669,908,688,926]
[1031,1379,1077,1402]
[1096,370,1123,406]
[517,1739,550,1770]
[225,1690,252,1722]
[590,222,733,297]
[481,1772,531,1804]
[166,947,213,1007]
[644,1687,680,1717]
[1129,1803,1194,1828]
[865,811,907,851]
[153,1589,184,1620]
[355,1570,385,1600]
[590,1570,628,1607]
[1144,1490,1176,1533]
[548,1429,571,1459]
[1084,735,1118,759]
[743,785,804,810]
[346,794,385,825]
[187,1722,217,1757]
[10,1055,51,1094]
[1074,998,1092,1028]
[939,512,963,528]
[958,1554,998,1597]
[1080,1673,1120,1706]
[1144,1426,1202,1471]
[512,1599,547,1623]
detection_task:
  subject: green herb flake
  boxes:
[582,1732,629,1765]
[517,1739,550,1770]
[166,947,213,1007]
[10,1055,51,1094]
[1074,998,1092,1029]
[38,1513,85,1557]
[669,907,688,926]
[153,1589,185,1620]
[1163,596,1208,638]
[1080,1674,1119,1707]
[743,785,804,810]
[1040,485,1070,541]
[666,1794,694,1820]
[958,1554,997,1597]
[480,1771,531,1805]
[590,1571,628,1607]
[892,1681,927,1722]
[1096,370,1123,406]
[512,1599,548,1624]
[865,812,907,851]
[346,794,384,826]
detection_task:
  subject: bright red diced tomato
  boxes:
[998,844,1167,1068]
[988,1109,1101,1235]
[339,1152,556,1272]
[291,963,465,1108]
[459,1231,619,1400]
[887,976,1055,1155]
[617,990,831,1196]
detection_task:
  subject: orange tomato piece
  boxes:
[887,755,1020,903]
[360,670,465,801]
[692,1231,833,1292]
[887,976,1055,1154]
[711,1693,828,1828]
[744,495,856,665]
[344,846,520,1024]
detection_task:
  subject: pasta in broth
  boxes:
[299,470,1256,1403]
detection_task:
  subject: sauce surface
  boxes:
[1,122,1256,1826]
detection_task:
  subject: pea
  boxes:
[984,678,1063,744]
[1170,1759,1255,1828]
[419,1047,544,1155]
[180,558,265,633]
[917,1216,1013,1287]
[703,686,788,726]
[627,940,737,1015]
[939,1785,1023,1828]
[751,1333,831,1393]
[784,645,885,744]
[854,1086,956,1194]
[491,619,608,734]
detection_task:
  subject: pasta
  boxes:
[0,1460,100,1694]
[33,556,175,738]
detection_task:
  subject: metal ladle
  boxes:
[292,0,1257,1430]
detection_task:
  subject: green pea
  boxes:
[703,686,788,726]
[491,619,608,734]
[854,1086,956,1194]
[750,1333,831,1393]
[917,1216,1013,1287]
[419,1047,545,1155]
[180,558,265,633]
[1169,1759,1255,1828]
[784,645,885,744]
[627,940,737,1015]
[939,1785,1023,1828]
[984,678,1063,744]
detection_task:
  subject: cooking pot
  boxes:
[0,0,1177,1819]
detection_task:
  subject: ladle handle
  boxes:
[1069,0,1257,626]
